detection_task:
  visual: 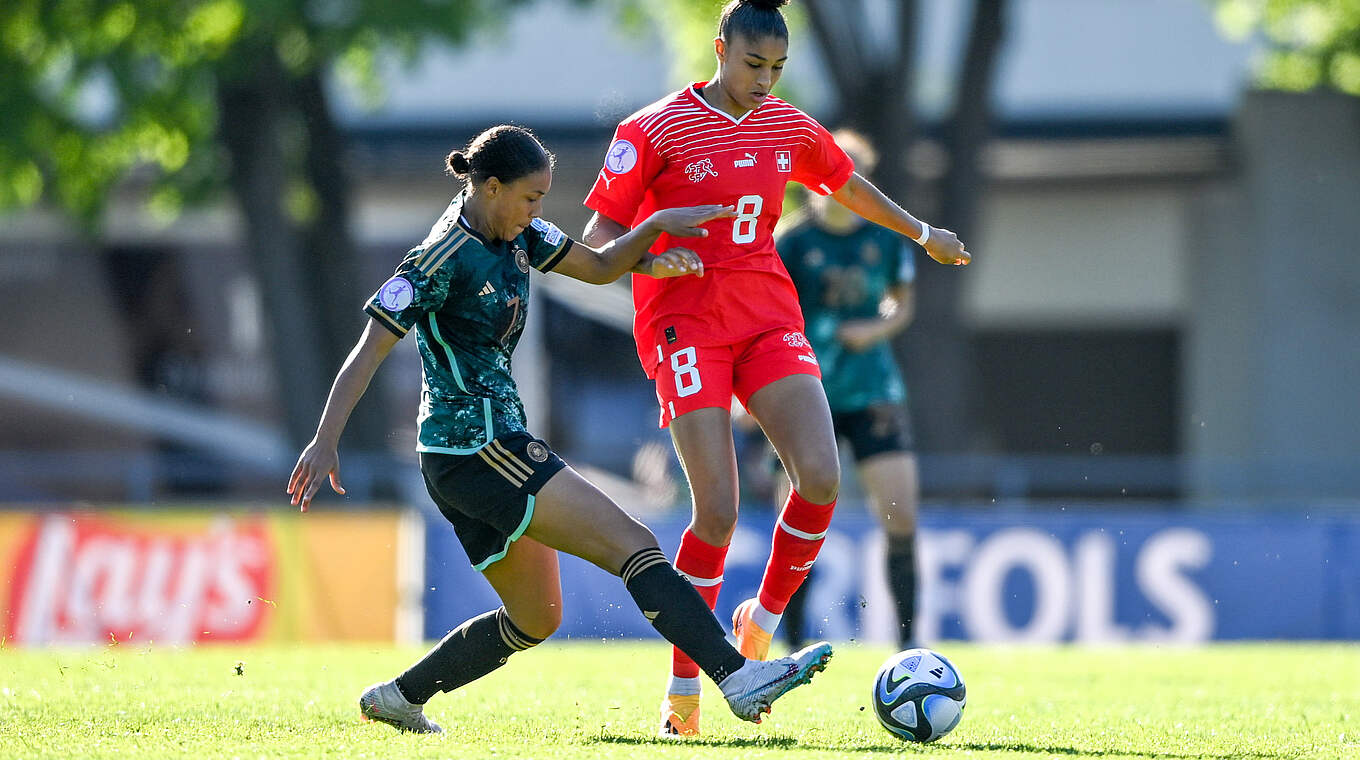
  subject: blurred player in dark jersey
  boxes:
[288,124,832,735]
[582,0,969,737]
[776,129,924,650]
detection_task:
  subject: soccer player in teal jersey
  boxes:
[775,130,924,649]
[287,125,833,734]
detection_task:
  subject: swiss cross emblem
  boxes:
[776,150,792,172]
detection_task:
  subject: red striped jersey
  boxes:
[585,82,854,374]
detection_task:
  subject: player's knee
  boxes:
[881,500,918,535]
[528,605,563,640]
[506,604,561,641]
[627,522,660,552]
[603,519,660,571]
[792,458,840,505]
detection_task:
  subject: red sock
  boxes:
[758,490,836,615]
[670,528,728,680]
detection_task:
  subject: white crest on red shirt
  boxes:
[685,158,718,183]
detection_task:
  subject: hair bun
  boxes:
[741,0,789,8]
[445,151,472,176]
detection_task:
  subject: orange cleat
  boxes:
[658,693,701,738]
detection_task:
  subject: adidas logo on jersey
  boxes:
[733,152,758,168]
[478,282,496,296]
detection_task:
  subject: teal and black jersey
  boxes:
[365,193,574,453]
[777,215,915,413]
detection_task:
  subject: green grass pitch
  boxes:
[1,641,1355,759]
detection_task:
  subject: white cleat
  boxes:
[719,641,833,723]
[359,680,443,734]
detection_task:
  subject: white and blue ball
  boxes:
[871,648,966,743]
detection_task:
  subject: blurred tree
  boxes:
[0,0,530,454]
[620,0,1009,453]
[1213,0,1360,95]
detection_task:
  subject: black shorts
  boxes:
[420,431,566,572]
[832,403,914,462]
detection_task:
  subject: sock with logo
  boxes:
[395,607,543,704]
[886,533,918,647]
[669,529,729,682]
[758,490,837,616]
[620,547,747,685]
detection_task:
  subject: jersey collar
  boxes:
[688,81,759,126]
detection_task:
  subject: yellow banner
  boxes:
[0,510,410,646]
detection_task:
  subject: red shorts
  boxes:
[649,327,822,427]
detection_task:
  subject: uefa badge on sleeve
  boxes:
[379,276,414,311]
[605,140,637,175]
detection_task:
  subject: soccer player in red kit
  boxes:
[583,0,971,737]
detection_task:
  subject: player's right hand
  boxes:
[923,226,970,266]
[287,439,346,512]
[650,204,736,238]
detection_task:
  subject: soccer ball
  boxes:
[871,648,967,743]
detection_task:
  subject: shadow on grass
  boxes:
[592,734,1291,759]
[592,733,946,753]
[591,733,801,749]
[955,741,1290,760]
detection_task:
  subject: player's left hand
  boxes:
[650,247,704,279]
[649,204,736,238]
[923,227,971,266]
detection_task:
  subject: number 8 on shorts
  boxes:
[671,346,702,397]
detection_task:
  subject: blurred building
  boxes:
[2,0,1357,505]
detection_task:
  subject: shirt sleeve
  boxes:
[583,119,664,227]
[363,245,457,338]
[525,218,576,273]
[791,117,855,197]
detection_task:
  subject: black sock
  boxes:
[395,607,543,704]
[886,534,918,648]
[783,564,815,648]
[620,547,747,685]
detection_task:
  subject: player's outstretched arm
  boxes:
[584,212,682,278]
[554,205,732,284]
[831,173,971,266]
[287,319,400,511]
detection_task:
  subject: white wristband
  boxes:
[912,223,931,246]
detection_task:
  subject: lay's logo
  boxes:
[4,514,275,645]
